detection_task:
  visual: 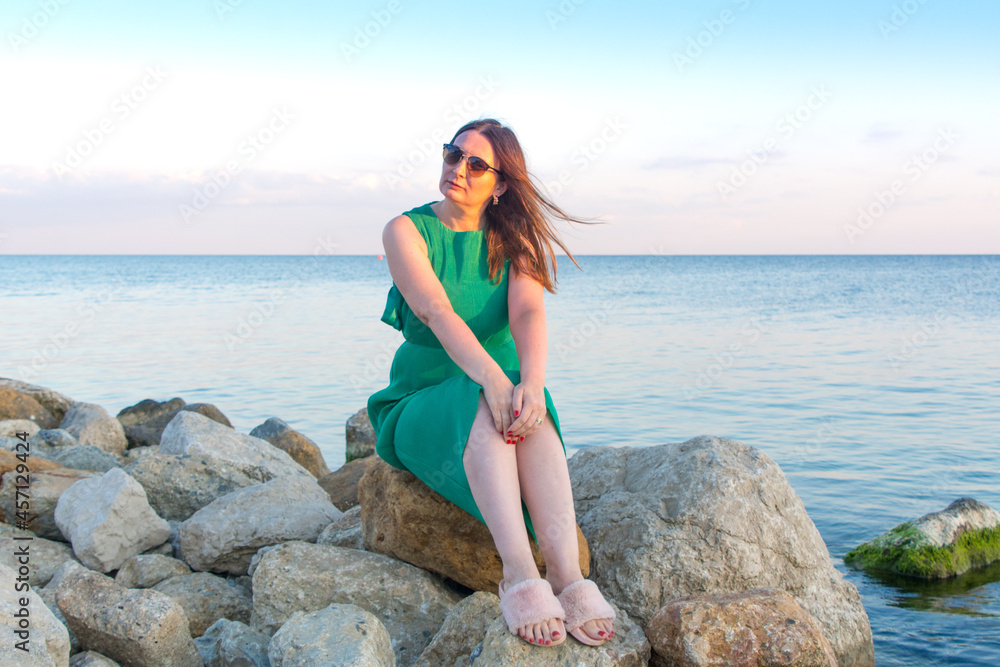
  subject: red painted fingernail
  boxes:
[514,410,519,416]
[520,436,524,441]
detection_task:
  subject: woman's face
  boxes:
[438,130,504,208]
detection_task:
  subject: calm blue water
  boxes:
[2,254,999,665]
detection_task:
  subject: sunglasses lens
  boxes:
[442,144,462,166]
[467,157,489,175]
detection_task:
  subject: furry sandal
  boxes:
[556,579,616,646]
[498,578,567,646]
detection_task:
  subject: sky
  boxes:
[1,0,998,255]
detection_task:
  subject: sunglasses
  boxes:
[442,143,502,178]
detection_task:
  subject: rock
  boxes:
[115,554,192,588]
[38,583,81,656]
[116,397,186,427]
[194,618,271,667]
[52,562,202,666]
[152,571,253,637]
[268,603,395,667]
[251,541,462,663]
[53,468,171,572]
[122,402,231,449]
[568,435,875,667]
[346,408,376,461]
[35,429,80,448]
[69,651,121,666]
[1,448,64,487]
[0,418,41,439]
[123,452,261,522]
[0,378,73,423]
[845,497,1000,578]
[250,417,331,479]
[161,411,313,482]
[59,402,128,456]
[0,562,71,666]
[473,598,649,666]
[45,445,124,473]
[0,385,60,429]
[359,456,590,592]
[319,455,380,511]
[0,523,78,587]
[0,467,102,539]
[317,505,364,550]
[179,474,342,575]
[415,591,501,667]
[646,588,838,667]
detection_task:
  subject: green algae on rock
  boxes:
[845,498,1000,579]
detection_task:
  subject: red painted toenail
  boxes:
[598,631,606,636]
[552,632,559,637]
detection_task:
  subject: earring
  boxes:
[493,194,499,205]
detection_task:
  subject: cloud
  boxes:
[863,123,905,144]
[643,156,734,170]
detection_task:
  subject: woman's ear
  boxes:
[494,181,508,198]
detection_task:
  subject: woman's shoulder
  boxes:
[383,202,439,250]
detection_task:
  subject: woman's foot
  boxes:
[548,577,616,645]
[498,574,566,646]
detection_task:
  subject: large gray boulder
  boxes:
[268,603,395,667]
[0,523,77,587]
[120,400,230,449]
[59,402,128,456]
[53,468,171,572]
[0,563,71,666]
[568,435,875,667]
[0,467,102,540]
[51,561,201,666]
[152,571,253,637]
[415,591,500,667]
[194,618,271,667]
[123,451,261,522]
[179,474,342,574]
[161,411,313,481]
[114,554,192,589]
[251,541,462,664]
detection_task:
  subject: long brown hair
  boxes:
[450,119,601,293]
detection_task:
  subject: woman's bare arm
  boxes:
[382,215,514,433]
[506,256,549,438]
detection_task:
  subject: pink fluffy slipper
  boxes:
[556,579,617,646]
[498,578,567,647]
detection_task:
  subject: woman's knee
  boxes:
[464,393,504,461]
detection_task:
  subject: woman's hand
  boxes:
[480,368,516,437]
[506,378,547,443]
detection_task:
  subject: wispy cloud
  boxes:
[644,156,733,170]
[863,123,904,144]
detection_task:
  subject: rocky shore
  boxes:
[1,377,877,666]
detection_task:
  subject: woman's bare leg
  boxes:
[462,393,565,645]
[516,415,615,642]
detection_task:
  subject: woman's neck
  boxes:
[434,199,487,232]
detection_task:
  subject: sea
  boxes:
[2,254,998,666]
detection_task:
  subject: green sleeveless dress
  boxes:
[367,202,567,544]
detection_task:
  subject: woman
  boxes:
[367,118,616,648]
